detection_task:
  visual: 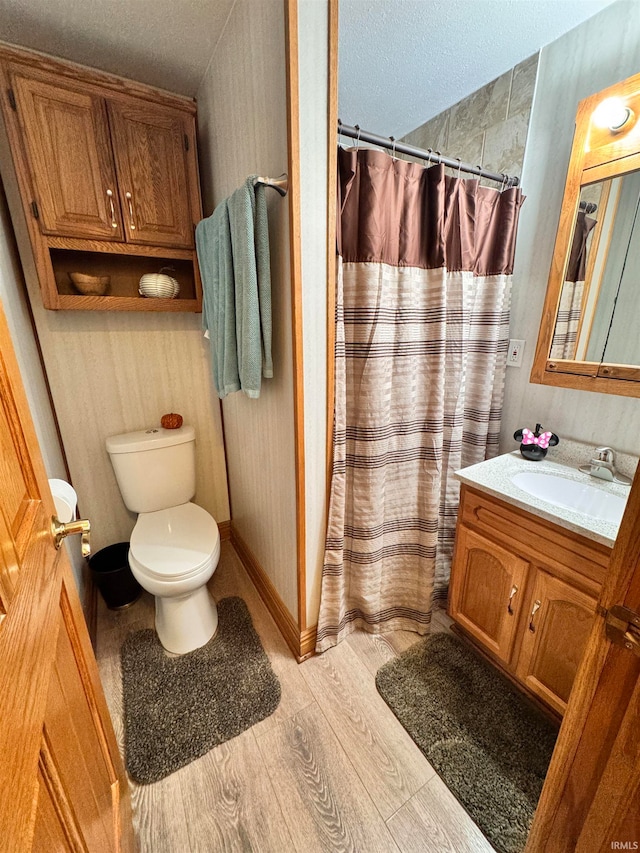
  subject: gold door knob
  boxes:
[51,516,91,558]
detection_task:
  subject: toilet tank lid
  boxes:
[106,424,195,454]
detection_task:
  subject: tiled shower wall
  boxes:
[401,53,539,182]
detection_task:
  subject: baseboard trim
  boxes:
[299,625,317,661]
[230,522,305,660]
[218,519,231,541]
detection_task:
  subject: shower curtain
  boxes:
[316,147,524,653]
[550,210,597,360]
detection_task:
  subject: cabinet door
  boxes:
[12,74,123,240]
[108,100,194,248]
[449,525,528,664]
[516,568,597,716]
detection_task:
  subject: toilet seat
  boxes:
[130,502,220,581]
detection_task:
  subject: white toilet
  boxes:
[106,424,220,655]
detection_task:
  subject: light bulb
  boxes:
[592,97,632,132]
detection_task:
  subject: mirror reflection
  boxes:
[551,170,640,366]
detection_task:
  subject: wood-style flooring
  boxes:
[96,542,495,852]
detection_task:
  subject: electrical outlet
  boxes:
[507,339,525,367]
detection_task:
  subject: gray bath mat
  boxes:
[375,633,558,853]
[121,596,280,784]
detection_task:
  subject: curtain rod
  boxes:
[338,121,520,188]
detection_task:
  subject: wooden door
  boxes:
[10,73,124,241]
[107,101,194,248]
[0,300,134,850]
[527,466,640,851]
[448,525,528,663]
[515,567,597,716]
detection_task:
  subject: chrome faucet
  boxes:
[579,447,632,485]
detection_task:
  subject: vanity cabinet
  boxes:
[0,45,203,311]
[514,567,597,715]
[447,526,527,664]
[449,486,608,716]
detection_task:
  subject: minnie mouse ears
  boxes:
[514,424,559,460]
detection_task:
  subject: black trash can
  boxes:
[89,542,142,610]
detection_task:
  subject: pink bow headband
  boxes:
[521,428,553,450]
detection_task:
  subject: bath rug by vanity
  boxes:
[375,633,558,853]
[121,596,280,784]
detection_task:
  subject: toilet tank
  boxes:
[106,425,196,513]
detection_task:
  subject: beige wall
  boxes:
[0,181,87,593]
[0,128,230,557]
[0,185,64,479]
[196,0,298,620]
[298,0,329,627]
[502,0,640,456]
[402,53,538,182]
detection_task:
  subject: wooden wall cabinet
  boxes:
[449,486,609,717]
[12,74,123,241]
[0,45,203,311]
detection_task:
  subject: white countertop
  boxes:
[455,451,632,548]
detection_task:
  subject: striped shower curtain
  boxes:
[550,211,597,360]
[316,147,524,652]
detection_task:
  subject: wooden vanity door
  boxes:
[449,526,528,664]
[107,100,194,249]
[0,301,134,851]
[516,567,597,716]
[10,73,124,240]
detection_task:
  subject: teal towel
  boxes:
[196,176,272,399]
[196,199,239,397]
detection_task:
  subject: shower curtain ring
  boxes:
[435,151,442,165]
[500,174,508,192]
[427,148,433,165]
[354,124,361,147]
[456,158,462,179]
[389,136,397,160]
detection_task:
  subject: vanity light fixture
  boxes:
[592,97,634,133]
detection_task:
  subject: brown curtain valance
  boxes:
[566,211,597,282]
[337,146,525,275]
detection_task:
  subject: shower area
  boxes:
[316,141,524,651]
[313,1,539,651]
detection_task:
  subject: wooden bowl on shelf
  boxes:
[69,272,110,296]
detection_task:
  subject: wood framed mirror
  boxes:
[531,70,640,398]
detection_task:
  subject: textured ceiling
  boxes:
[0,0,235,96]
[0,0,622,113]
[339,0,621,138]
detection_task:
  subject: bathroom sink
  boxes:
[510,471,626,524]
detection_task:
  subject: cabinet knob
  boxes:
[529,599,542,632]
[106,189,118,229]
[125,191,136,231]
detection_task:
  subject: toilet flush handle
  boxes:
[51,516,91,558]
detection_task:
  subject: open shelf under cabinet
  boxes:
[48,246,202,312]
